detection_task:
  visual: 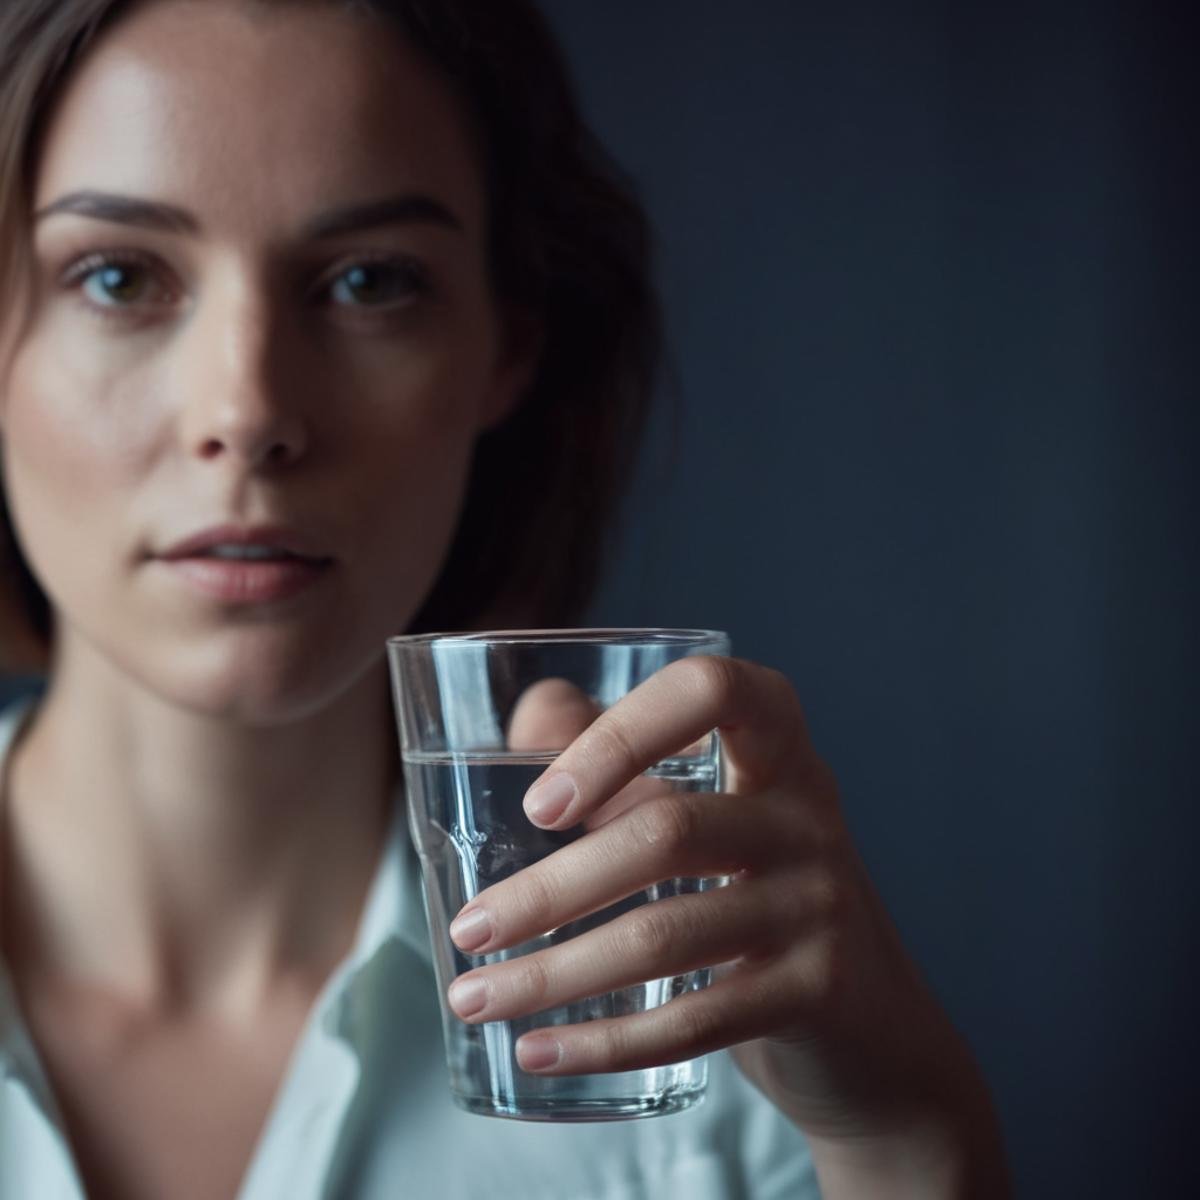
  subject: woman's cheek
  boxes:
[3,331,164,584]
[11,308,169,447]
[339,321,481,431]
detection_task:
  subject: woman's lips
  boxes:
[159,556,332,604]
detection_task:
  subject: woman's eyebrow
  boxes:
[32,190,466,238]
[34,191,196,233]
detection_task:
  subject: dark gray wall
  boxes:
[553,1,1196,1196]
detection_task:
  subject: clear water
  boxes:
[403,752,720,1120]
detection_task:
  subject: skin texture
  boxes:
[0,2,1009,1197]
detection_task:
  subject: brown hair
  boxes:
[0,0,661,671]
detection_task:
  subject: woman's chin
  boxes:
[94,626,389,728]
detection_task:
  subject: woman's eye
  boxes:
[327,261,428,309]
[88,263,145,305]
[59,254,427,318]
[64,255,172,313]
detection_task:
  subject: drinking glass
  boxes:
[386,628,730,1121]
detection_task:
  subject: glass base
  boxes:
[451,1085,707,1123]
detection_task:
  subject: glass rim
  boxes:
[387,627,728,649]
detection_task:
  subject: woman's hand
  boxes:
[446,656,1009,1198]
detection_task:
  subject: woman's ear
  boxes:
[479,305,545,433]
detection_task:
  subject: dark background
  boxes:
[1,1,1193,1196]
[550,1,1197,1196]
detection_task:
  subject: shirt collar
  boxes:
[0,696,47,1082]
[308,771,436,1059]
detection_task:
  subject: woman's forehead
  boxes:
[32,0,486,241]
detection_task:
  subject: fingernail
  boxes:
[524,772,578,826]
[449,907,493,952]
[516,1034,562,1072]
[447,976,489,1019]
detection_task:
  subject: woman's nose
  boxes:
[175,286,309,470]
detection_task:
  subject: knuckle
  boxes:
[666,996,724,1054]
[794,862,848,926]
[620,906,677,965]
[680,653,741,708]
[808,809,846,859]
[763,791,811,855]
[634,794,698,857]
[589,714,642,775]
[512,953,552,1008]
[594,1018,633,1068]
[513,866,561,933]
[767,862,851,948]
[811,878,845,930]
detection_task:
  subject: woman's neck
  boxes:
[0,638,397,1024]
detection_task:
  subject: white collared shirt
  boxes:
[0,697,818,1199]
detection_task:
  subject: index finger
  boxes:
[521,655,815,830]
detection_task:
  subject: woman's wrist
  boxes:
[736,1031,1012,1199]
[805,1095,1012,1200]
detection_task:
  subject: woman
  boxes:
[0,1,1010,1197]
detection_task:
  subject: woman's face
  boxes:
[0,0,533,722]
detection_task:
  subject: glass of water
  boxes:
[386,628,730,1121]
